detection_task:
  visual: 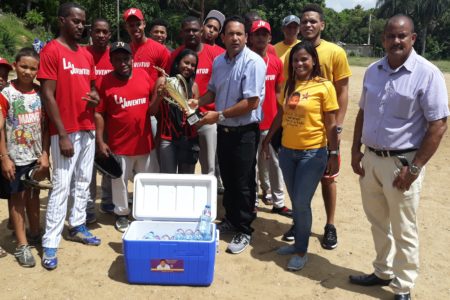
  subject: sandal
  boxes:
[0,246,7,258]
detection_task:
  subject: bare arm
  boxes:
[198,96,259,125]
[40,79,74,157]
[149,77,166,116]
[334,77,349,129]
[393,117,447,190]
[0,126,15,181]
[351,109,365,176]
[94,111,110,157]
[324,110,339,176]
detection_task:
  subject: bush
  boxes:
[25,9,44,28]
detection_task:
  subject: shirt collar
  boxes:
[379,48,417,73]
[224,46,247,63]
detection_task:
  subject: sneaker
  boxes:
[322,224,338,250]
[67,224,101,246]
[282,225,295,241]
[14,245,35,267]
[287,254,308,271]
[276,245,296,255]
[226,233,251,254]
[86,212,97,224]
[271,206,293,218]
[216,219,238,234]
[99,203,115,214]
[115,216,129,233]
[261,190,273,205]
[42,247,58,270]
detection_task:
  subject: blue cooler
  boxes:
[123,173,218,286]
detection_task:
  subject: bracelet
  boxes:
[329,150,339,156]
[0,153,9,160]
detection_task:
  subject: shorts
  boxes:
[322,153,341,179]
[0,161,37,198]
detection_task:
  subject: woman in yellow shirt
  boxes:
[263,41,339,271]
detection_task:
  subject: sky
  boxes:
[325,0,377,12]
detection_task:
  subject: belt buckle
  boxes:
[223,127,230,133]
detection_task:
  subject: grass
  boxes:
[0,13,36,61]
[348,56,450,73]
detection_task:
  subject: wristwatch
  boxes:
[408,164,421,176]
[218,111,226,122]
[329,150,339,156]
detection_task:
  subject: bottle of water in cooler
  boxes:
[198,205,212,240]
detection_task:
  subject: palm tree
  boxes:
[376,0,450,55]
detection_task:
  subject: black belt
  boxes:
[368,147,417,167]
[218,123,259,133]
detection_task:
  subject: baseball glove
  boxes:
[20,165,53,190]
[94,153,123,179]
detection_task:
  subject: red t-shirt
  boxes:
[260,53,283,130]
[96,68,155,156]
[37,40,96,136]
[168,44,224,112]
[86,46,113,77]
[131,38,170,83]
[267,44,277,56]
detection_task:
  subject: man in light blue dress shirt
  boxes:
[350,15,449,300]
[190,15,266,254]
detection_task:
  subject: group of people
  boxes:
[0,2,448,299]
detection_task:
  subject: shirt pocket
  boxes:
[391,94,416,120]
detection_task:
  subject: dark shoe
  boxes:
[282,225,295,241]
[321,224,338,249]
[349,273,392,286]
[99,203,115,214]
[217,186,225,195]
[394,293,411,300]
[217,219,238,234]
[271,206,293,218]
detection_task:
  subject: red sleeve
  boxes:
[159,47,170,71]
[37,43,58,80]
[0,93,9,118]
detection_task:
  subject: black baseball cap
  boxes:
[110,41,132,55]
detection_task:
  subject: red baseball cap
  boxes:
[250,20,271,34]
[0,57,12,71]
[123,8,144,22]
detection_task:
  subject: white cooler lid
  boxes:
[133,173,217,222]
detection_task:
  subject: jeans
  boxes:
[279,146,327,253]
[217,124,259,235]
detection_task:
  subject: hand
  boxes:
[197,110,218,126]
[393,166,418,191]
[157,79,168,98]
[97,141,111,157]
[261,138,271,160]
[187,99,199,110]
[59,135,74,157]
[1,156,15,181]
[82,90,100,107]
[35,153,50,179]
[326,155,339,177]
[351,150,365,176]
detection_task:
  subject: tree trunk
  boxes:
[27,0,32,11]
[420,27,427,56]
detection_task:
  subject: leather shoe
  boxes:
[349,273,392,286]
[394,293,411,300]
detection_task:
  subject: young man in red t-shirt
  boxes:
[249,20,292,218]
[95,42,155,233]
[85,18,115,222]
[38,2,101,270]
[169,16,224,189]
[123,8,170,172]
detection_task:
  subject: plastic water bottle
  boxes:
[143,231,155,240]
[198,205,212,240]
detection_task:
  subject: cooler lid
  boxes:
[133,173,217,222]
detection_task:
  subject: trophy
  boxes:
[153,66,202,125]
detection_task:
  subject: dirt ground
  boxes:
[0,66,449,300]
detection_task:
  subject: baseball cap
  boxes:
[0,58,12,71]
[204,10,225,31]
[110,42,132,55]
[123,8,144,22]
[250,20,271,34]
[282,15,300,27]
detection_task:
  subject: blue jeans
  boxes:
[279,146,328,253]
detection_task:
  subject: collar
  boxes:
[224,46,247,63]
[379,49,417,73]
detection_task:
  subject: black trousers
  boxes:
[217,123,260,235]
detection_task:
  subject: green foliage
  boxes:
[24,9,44,28]
[0,13,36,61]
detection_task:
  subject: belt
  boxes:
[368,147,417,167]
[218,123,259,133]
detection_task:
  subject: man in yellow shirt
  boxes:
[282,3,351,250]
[273,15,301,87]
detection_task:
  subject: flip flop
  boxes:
[0,246,7,258]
